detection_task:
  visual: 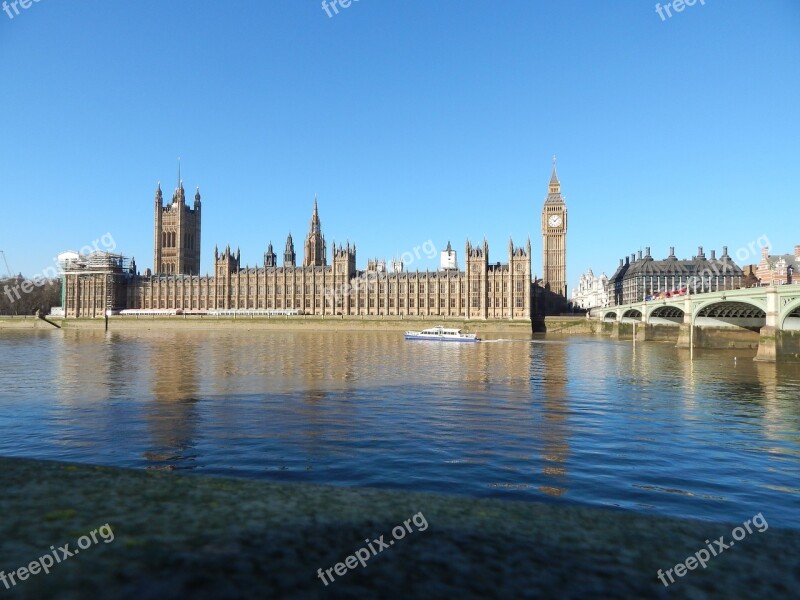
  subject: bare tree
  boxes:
[0,276,62,316]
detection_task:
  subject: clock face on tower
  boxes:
[548,214,563,228]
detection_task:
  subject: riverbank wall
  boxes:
[0,315,535,335]
[4,315,792,360]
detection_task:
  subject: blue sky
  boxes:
[1,0,798,288]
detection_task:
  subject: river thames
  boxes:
[1,329,799,528]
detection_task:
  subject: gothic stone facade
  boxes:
[153,181,201,275]
[541,159,567,298]
[63,181,532,320]
[122,239,530,319]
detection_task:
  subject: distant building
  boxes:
[61,177,532,320]
[61,163,585,319]
[756,246,799,286]
[60,251,136,315]
[571,269,609,309]
[607,246,744,306]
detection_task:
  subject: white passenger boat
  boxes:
[404,325,479,342]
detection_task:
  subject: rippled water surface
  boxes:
[1,329,799,527]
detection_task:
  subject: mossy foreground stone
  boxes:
[0,458,797,599]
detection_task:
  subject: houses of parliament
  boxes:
[61,163,569,320]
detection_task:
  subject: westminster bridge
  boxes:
[588,285,800,363]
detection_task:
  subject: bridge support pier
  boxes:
[755,326,778,362]
[676,323,692,349]
[610,322,632,339]
[755,327,800,363]
[755,288,782,363]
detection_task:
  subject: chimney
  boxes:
[795,245,800,259]
[631,253,636,263]
[698,246,704,258]
[619,259,624,267]
[711,250,716,260]
[645,246,651,258]
[722,246,729,257]
[762,247,770,259]
[669,246,675,257]
[637,250,642,261]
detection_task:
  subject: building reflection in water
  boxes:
[531,340,570,497]
[52,330,150,459]
[144,332,200,470]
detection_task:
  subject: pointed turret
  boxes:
[310,194,321,234]
[284,233,296,267]
[172,181,185,205]
[304,195,326,266]
[547,155,561,197]
[264,241,277,267]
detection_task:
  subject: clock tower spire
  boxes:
[541,157,568,299]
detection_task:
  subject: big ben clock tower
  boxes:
[541,156,568,297]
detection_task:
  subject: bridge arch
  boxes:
[621,308,642,322]
[780,297,800,331]
[692,299,766,331]
[603,310,618,322]
[647,304,685,325]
